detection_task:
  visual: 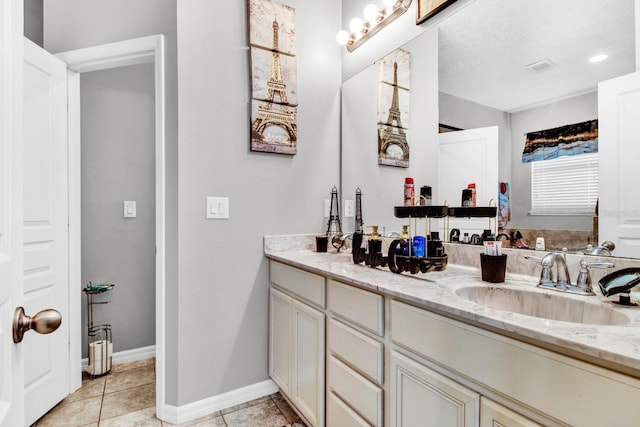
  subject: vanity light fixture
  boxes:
[336,0,412,52]
[589,53,609,63]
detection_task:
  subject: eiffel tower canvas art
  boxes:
[249,0,298,155]
[377,49,411,167]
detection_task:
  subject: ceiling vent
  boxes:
[525,58,555,72]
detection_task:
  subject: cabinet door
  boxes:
[292,299,325,427]
[390,351,479,427]
[480,398,541,427]
[269,288,293,396]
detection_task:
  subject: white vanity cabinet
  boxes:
[269,262,325,427]
[390,299,640,426]
[268,258,640,427]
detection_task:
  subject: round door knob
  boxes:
[13,306,62,343]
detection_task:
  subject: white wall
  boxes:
[176,0,341,405]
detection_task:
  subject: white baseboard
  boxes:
[160,379,278,425]
[81,345,156,369]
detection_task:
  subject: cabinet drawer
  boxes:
[328,355,383,427]
[327,279,383,336]
[270,261,325,308]
[328,318,383,385]
[327,391,371,427]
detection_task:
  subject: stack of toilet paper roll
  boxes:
[87,339,113,376]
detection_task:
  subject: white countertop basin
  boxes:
[455,285,631,325]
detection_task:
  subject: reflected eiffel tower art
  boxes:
[378,50,410,168]
[250,12,298,155]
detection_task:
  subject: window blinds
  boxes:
[530,153,598,215]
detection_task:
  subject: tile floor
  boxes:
[33,358,305,427]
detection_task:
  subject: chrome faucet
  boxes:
[588,241,616,256]
[540,252,571,289]
[526,252,610,296]
[331,233,353,252]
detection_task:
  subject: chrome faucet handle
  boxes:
[576,258,614,293]
[525,254,554,286]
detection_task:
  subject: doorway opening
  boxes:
[79,62,156,373]
[58,35,167,419]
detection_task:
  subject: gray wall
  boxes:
[44,0,180,404]
[80,64,155,357]
[510,91,598,231]
[176,0,341,405]
[637,0,640,71]
[341,29,440,234]
[46,0,341,407]
[24,0,43,46]
[439,92,512,183]
[439,90,598,231]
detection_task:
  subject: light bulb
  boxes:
[383,0,396,7]
[336,30,350,46]
[363,4,379,22]
[349,17,364,33]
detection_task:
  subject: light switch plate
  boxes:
[344,199,354,218]
[206,197,229,219]
[123,201,136,218]
[324,199,331,218]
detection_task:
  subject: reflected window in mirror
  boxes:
[530,153,599,216]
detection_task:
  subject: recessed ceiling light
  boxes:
[589,54,608,63]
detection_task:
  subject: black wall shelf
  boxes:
[394,205,497,218]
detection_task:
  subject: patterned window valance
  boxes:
[521,119,598,163]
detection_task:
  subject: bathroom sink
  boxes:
[455,286,630,325]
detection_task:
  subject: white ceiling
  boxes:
[438,0,636,112]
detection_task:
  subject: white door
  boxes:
[23,38,70,425]
[438,126,499,237]
[0,2,25,425]
[598,71,640,258]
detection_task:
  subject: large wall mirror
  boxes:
[341,0,636,256]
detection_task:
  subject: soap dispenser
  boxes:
[399,225,410,255]
[400,225,410,240]
[368,225,382,254]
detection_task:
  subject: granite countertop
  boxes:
[265,248,640,378]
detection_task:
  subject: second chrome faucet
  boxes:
[526,252,614,296]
